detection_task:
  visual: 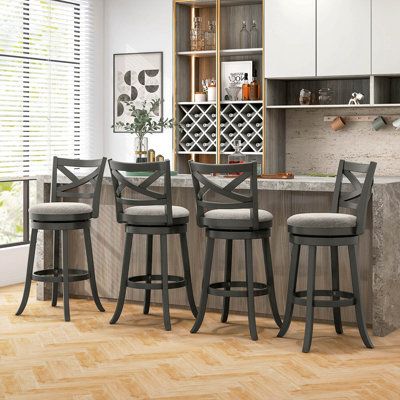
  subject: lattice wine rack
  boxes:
[178,102,263,154]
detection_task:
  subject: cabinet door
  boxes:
[372,0,400,75]
[265,0,316,78]
[317,0,370,76]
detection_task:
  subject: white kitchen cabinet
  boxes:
[372,0,400,75]
[265,0,316,78]
[317,0,370,77]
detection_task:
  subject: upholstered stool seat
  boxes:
[287,213,357,236]
[123,205,189,226]
[203,208,273,230]
[30,202,93,222]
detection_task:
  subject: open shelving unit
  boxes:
[173,0,265,173]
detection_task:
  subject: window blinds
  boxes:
[0,0,92,176]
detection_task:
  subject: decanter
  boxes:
[228,139,246,174]
[205,20,216,50]
[190,17,205,51]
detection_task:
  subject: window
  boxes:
[0,0,92,177]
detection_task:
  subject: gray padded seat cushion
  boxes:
[123,205,189,226]
[125,205,189,218]
[287,213,357,228]
[204,209,273,221]
[203,208,273,230]
[29,202,93,222]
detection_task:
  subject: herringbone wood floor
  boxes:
[1,285,400,399]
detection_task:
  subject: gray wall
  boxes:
[286,107,400,176]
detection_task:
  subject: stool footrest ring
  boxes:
[127,274,186,290]
[208,281,269,298]
[293,289,355,307]
[32,268,89,283]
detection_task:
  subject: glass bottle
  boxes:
[250,69,260,101]
[250,20,258,48]
[228,140,246,174]
[190,17,205,51]
[242,73,250,101]
[239,21,250,49]
[205,20,216,50]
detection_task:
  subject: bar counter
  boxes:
[34,174,400,336]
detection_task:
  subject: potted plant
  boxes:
[114,100,173,162]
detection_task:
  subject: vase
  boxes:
[134,136,148,163]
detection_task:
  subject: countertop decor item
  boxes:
[113,100,173,163]
[392,118,400,130]
[113,52,163,133]
[259,172,294,179]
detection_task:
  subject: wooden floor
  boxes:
[1,285,400,400]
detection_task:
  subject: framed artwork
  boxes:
[113,52,163,133]
[221,61,253,101]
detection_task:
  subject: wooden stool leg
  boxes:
[51,230,60,307]
[143,235,153,315]
[16,229,38,316]
[348,245,374,349]
[262,238,282,328]
[180,233,198,318]
[278,243,300,337]
[191,237,214,334]
[62,230,71,322]
[303,245,317,353]
[84,226,105,312]
[331,245,343,334]
[245,239,258,341]
[110,232,133,324]
[160,234,171,331]
[221,239,232,323]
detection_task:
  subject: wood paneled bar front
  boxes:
[34,174,400,337]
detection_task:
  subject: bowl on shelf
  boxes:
[225,86,241,101]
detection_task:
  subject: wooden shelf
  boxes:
[266,104,400,109]
[177,48,262,57]
[220,48,263,56]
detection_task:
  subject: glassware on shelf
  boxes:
[239,21,250,49]
[205,20,216,50]
[190,17,205,51]
[228,140,246,175]
[318,88,334,105]
[225,86,241,101]
[299,88,312,105]
[250,20,258,48]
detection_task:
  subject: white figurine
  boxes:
[349,92,365,105]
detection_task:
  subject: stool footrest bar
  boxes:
[208,281,269,298]
[127,274,186,290]
[293,289,355,307]
[32,268,89,283]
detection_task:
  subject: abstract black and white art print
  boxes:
[113,52,163,133]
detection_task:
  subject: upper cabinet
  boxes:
[317,0,371,77]
[265,0,316,78]
[372,0,400,75]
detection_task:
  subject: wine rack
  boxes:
[178,103,217,153]
[220,102,263,154]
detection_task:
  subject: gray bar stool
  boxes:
[108,160,197,331]
[278,160,377,352]
[16,156,107,321]
[189,161,282,341]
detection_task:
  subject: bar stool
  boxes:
[278,160,377,352]
[189,161,282,341]
[108,160,197,331]
[16,156,107,321]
